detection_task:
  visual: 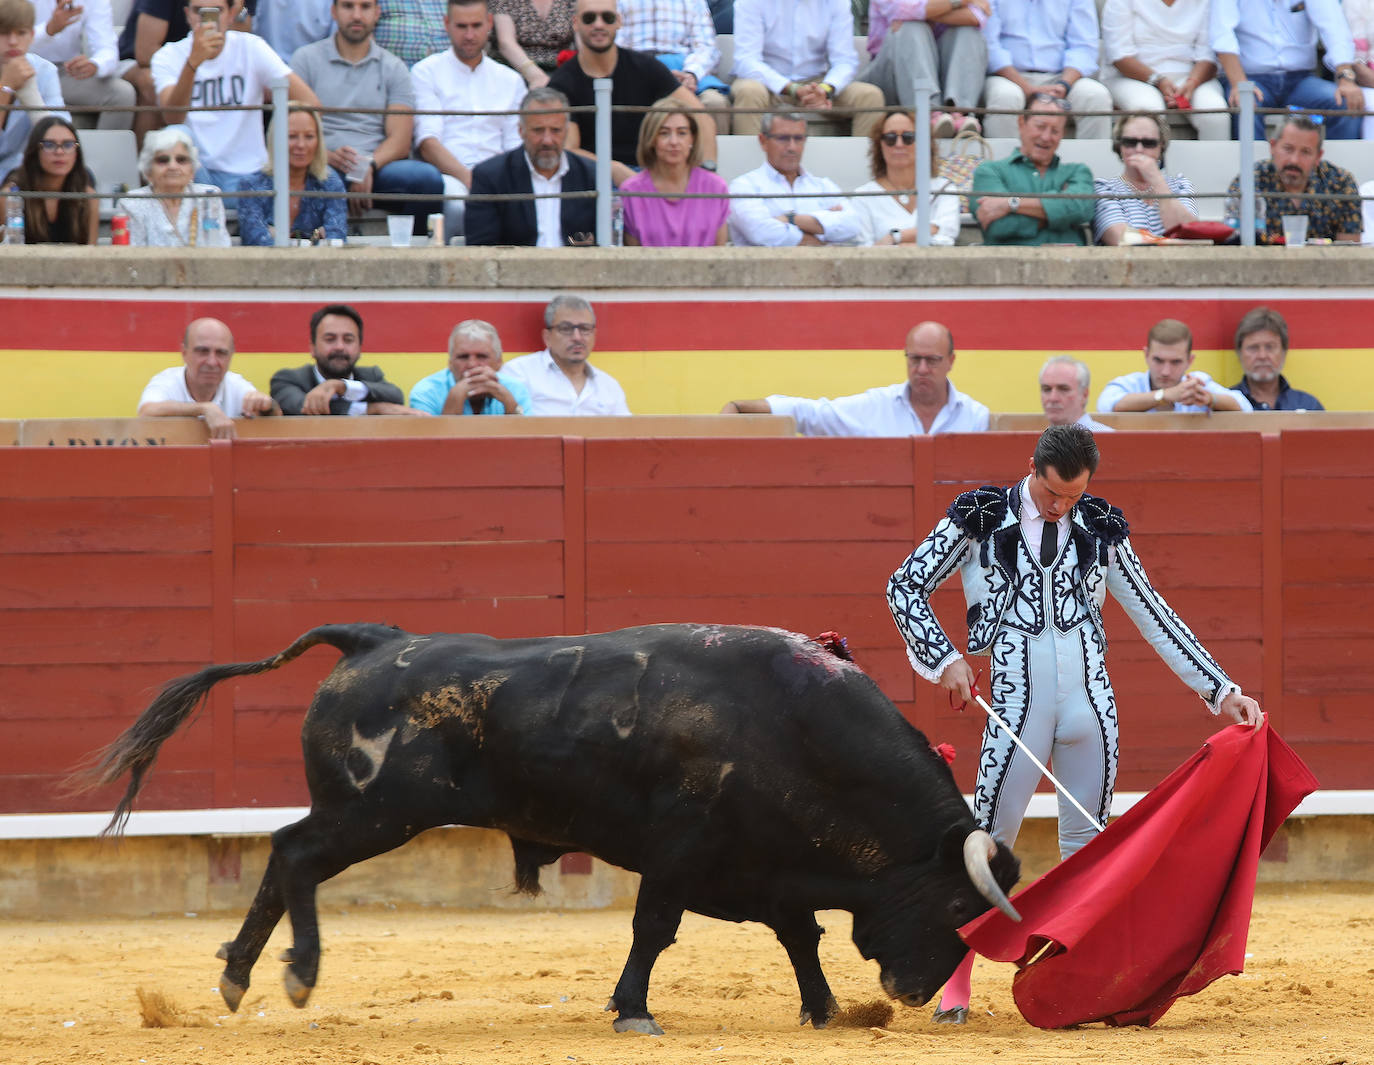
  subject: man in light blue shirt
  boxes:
[982,0,1111,140]
[1,0,69,180]
[409,319,532,416]
[720,321,991,436]
[1097,319,1251,414]
[1211,0,1361,140]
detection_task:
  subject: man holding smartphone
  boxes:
[150,0,317,195]
[29,0,135,131]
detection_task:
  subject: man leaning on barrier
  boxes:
[1228,306,1326,412]
[409,319,532,415]
[138,318,280,439]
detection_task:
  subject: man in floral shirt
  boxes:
[1226,112,1361,243]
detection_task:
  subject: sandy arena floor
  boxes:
[2,883,1369,1065]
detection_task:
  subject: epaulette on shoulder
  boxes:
[1076,493,1130,563]
[947,485,1007,542]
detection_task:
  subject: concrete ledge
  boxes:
[5,244,1374,292]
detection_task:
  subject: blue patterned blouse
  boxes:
[236,169,348,245]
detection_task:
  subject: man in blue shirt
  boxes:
[409,319,532,416]
[981,0,1111,140]
[1211,0,1362,139]
[1229,306,1325,411]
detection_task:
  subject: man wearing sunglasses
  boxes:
[1,0,70,180]
[501,294,631,416]
[969,93,1094,245]
[549,0,713,186]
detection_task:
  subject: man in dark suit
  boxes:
[466,86,598,247]
[271,304,419,416]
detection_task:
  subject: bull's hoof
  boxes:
[219,973,247,1013]
[603,997,617,1013]
[215,942,232,962]
[612,1015,664,1036]
[800,995,839,1029]
[283,965,313,1008]
[278,949,296,963]
[932,1004,968,1025]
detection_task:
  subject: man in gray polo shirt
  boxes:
[291,0,443,235]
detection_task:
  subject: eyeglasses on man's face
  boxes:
[1118,136,1159,149]
[550,322,596,336]
[881,130,916,146]
[153,153,193,165]
[39,139,79,153]
[579,10,617,24]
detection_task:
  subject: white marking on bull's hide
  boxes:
[718,761,734,785]
[349,726,396,791]
[394,638,429,668]
[610,651,650,738]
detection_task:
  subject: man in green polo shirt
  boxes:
[970,92,1094,245]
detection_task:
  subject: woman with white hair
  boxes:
[237,104,347,245]
[120,127,230,247]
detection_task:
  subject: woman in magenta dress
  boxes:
[621,97,728,247]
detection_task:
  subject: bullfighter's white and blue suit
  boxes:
[887,479,1241,859]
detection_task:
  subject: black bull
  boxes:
[81,622,1020,1034]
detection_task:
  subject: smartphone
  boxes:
[197,6,220,26]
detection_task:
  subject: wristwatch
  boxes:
[889,228,902,244]
[1338,67,1358,82]
[950,0,963,8]
[1147,71,1162,86]
[1006,196,1021,213]
[786,209,796,226]
[1153,387,1165,404]
[700,159,717,172]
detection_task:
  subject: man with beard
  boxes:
[720,321,989,436]
[271,305,417,416]
[466,86,597,246]
[411,0,525,239]
[549,0,712,185]
[1228,306,1325,411]
[1224,113,1360,244]
[501,295,630,415]
[291,0,443,237]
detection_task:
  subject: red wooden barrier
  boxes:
[2,431,1369,818]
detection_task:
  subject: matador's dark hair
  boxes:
[1033,423,1099,481]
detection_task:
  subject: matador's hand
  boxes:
[1219,690,1263,728]
[938,658,977,709]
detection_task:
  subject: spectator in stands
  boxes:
[412,0,525,240]
[29,0,135,131]
[727,110,861,246]
[721,321,990,436]
[1349,0,1374,137]
[621,95,728,245]
[860,0,989,137]
[1100,0,1227,141]
[117,0,257,145]
[730,0,883,138]
[255,0,333,61]
[466,86,597,245]
[138,317,280,438]
[618,0,730,132]
[1228,306,1326,411]
[1,0,68,179]
[120,125,231,245]
[2,115,95,242]
[1039,355,1113,432]
[549,0,714,186]
[1225,112,1361,244]
[503,295,631,414]
[292,0,443,238]
[1097,318,1251,413]
[375,0,447,65]
[970,93,1093,246]
[1213,0,1361,140]
[1093,111,1198,245]
[706,0,728,34]
[490,0,574,88]
[982,0,1112,140]
[409,318,533,414]
[237,103,346,243]
[853,108,959,246]
[271,304,417,415]
[151,0,318,197]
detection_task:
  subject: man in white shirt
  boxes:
[138,317,280,439]
[721,321,991,436]
[151,0,318,193]
[412,0,524,240]
[617,0,730,131]
[29,0,134,129]
[729,0,882,137]
[726,110,860,246]
[1097,318,1251,414]
[502,295,631,416]
[1039,355,1113,432]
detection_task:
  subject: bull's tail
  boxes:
[67,623,401,837]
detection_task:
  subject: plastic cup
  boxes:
[1281,215,1308,248]
[387,215,412,247]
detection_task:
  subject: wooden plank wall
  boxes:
[2,432,1367,819]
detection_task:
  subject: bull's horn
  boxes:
[963,829,1021,922]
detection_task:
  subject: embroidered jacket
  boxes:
[887,483,1239,713]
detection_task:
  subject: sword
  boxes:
[973,693,1106,834]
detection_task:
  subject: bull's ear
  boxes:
[937,823,967,867]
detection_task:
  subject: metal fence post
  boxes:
[1239,81,1257,246]
[271,77,290,247]
[593,78,613,246]
[913,76,935,247]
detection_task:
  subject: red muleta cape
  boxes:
[960,721,1318,1029]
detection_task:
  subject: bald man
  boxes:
[721,321,990,436]
[138,317,279,438]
